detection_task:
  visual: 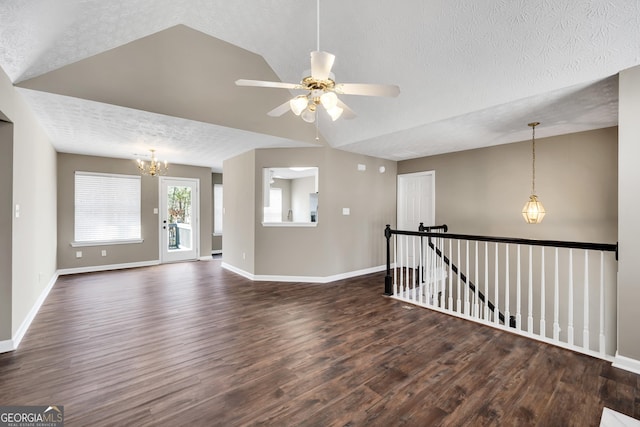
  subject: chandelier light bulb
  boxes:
[290,96,308,116]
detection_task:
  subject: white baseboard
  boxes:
[57,260,160,276]
[613,352,640,375]
[221,263,387,284]
[211,250,222,255]
[0,339,13,353]
[0,272,59,354]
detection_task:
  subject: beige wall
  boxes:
[618,65,640,363]
[222,150,256,273]
[249,146,397,277]
[212,172,222,253]
[0,121,13,340]
[0,65,58,341]
[398,127,618,245]
[57,153,212,269]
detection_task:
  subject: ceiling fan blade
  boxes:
[337,99,357,120]
[267,101,292,117]
[310,51,335,81]
[334,83,400,97]
[235,79,303,90]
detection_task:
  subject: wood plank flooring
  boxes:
[1,259,638,426]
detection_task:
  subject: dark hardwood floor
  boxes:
[1,259,638,426]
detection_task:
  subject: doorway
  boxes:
[160,177,199,263]
[397,171,435,267]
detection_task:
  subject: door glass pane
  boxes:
[167,185,193,251]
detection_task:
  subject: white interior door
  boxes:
[397,171,435,267]
[160,177,199,263]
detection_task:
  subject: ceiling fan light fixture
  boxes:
[327,105,344,121]
[290,96,308,116]
[320,91,338,110]
[301,106,316,123]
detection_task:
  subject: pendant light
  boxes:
[522,122,546,224]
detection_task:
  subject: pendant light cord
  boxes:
[531,123,537,195]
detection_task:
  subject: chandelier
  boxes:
[521,122,546,224]
[136,149,168,177]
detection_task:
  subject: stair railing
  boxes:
[384,224,618,360]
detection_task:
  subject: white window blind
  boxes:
[214,184,223,234]
[263,188,282,222]
[74,171,141,244]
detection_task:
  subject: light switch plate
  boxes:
[343,208,350,215]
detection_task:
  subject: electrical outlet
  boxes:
[101,250,107,257]
[242,252,246,260]
[76,251,82,258]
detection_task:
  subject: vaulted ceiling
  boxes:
[1,1,638,171]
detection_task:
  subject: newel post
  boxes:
[384,225,393,295]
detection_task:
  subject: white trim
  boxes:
[199,255,214,261]
[0,272,59,353]
[57,260,160,276]
[221,263,386,284]
[600,408,640,426]
[211,250,222,255]
[71,239,143,247]
[262,222,318,227]
[0,339,12,353]
[612,352,640,375]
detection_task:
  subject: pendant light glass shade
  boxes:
[301,106,316,123]
[522,194,546,224]
[290,96,308,116]
[326,105,344,121]
[320,91,338,110]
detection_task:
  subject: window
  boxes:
[213,184,223,235]
[74,171,142,245]
[263,188,282,223]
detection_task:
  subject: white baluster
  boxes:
[396,235,404,297]
[465,241,470,315]
[494,243,500,325]
[448,239,453,311]
[456,240,462,314]
[568,249,574,346]
[436,237,447,308]
[474,241,479,319]
[599,251,605,355]
[393,234,398,296]
[527,245,533,334]
[505,243,510,327]
[484,242,490,321]
[583,251,590,351]
[412,236,416,301]
[553,248,560,341]
[516,244,522,330]
[405,235,409,297]
[540,247,546,338]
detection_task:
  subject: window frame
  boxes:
[72,171,143,247]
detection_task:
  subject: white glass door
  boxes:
[160,177,199,263]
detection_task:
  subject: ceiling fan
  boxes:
[235,0,400,124]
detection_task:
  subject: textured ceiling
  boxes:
[1,0,639,171]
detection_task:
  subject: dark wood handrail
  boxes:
[387,226,617,255]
